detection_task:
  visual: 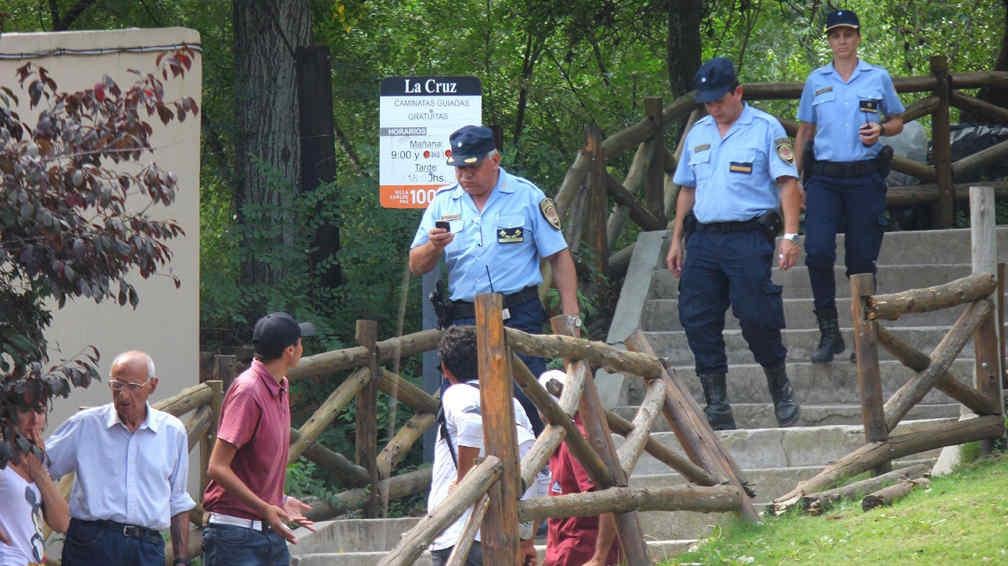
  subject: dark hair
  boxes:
[439,326,479,382]
[254,338,299,363]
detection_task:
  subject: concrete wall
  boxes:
[0,28,202,430]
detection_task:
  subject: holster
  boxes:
[682,212,698,244]
[428,279,452,329]
[802,140,815,184]
[756,210,783,243]
[876,144,894,178]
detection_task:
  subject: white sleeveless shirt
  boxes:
[0,465,45,565]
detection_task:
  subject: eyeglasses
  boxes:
[108,379,149,392]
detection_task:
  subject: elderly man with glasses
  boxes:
[46,350,196,566]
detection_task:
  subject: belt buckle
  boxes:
[122,525,137,538]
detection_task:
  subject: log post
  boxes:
[447,495,490,566]
[930,55,955,227]
[518,484,743,521]
[552,316,651,565]
[969,187,1004,432]
[606,411,718,486]
[211,354,237,392]
[475,294,520,565]
[585,125,609,273]
[607,143,648,249]
[850,273,890,474]
[355,320,381,517]
[376,411,437,479]
[201,380,224,495]
[1000,263,1007,389]
[307,467,432,522]
[866,273,996,320]
[644,96,666,224]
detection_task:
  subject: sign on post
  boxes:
[379,76,482,208]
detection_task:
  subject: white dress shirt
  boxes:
[46,403,196,530]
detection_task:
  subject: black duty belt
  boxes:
[807,159,884,178]
[694,219,763,233]
[82,519,161,541]
[450,285,539,320]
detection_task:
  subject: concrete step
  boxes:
[613,402,959,429]
[651,264,974,299]
[644,326,969,366]
[291,517,419,555]
[641,296,968,331]
[625,418,950,473]
[651,227,1008,270]
[290,540,698,565]
[641,359,976,406]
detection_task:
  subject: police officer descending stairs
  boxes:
[794,8,906,364]
[666,57,801,430]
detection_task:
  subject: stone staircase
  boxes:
[290,227,1007,564]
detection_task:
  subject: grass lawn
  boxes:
[665,453,1008,565]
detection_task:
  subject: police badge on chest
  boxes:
[498,226,524,244]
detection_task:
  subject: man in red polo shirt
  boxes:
[538,370,620,566]
[202,312,316,566]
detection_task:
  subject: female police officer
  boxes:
[667,57,801,430]
[795,9,905,363]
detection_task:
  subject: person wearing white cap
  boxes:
[537,370,619,566]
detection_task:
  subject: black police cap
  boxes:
[825,9,860,33]
[694,57,738,103]
[252,312,316,358]
[446,125,496,167]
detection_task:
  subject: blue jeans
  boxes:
[202,524,290,566]
[62,518,164,566]
[679,229,787,376]
[804,172,888,311]
[453,296,547,435]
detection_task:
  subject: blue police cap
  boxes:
[825,9,860,33]
[694,57,737,103]
[446,125,496,167]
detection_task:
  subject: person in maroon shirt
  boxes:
[538,370,620,566]
[202,312,317,566]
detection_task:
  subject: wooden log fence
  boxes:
[774,191,1005,513]
[372,306,759,565]
[552,64,1008,273]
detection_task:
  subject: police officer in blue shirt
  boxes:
[667,58,802,430]
[795,9,905,363]
[409,125,581,435]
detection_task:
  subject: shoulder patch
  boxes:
[775,137,794,163]
[539,197,561,230]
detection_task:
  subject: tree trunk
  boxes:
[233,0,312,302]
[665,0,703,97]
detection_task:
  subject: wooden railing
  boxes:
[376,297,759,566]
[555,58,1008,278]
[772,186,1005,514]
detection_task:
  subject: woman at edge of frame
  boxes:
[795,8,905,364]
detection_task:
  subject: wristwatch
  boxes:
[565,314,582,328]
[783,233,801,244]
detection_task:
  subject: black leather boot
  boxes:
[811,308,845,363]
[764,363,800,427]
[699,373,736,430]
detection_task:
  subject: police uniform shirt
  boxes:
[797,59,905,162]
[673,104,798,224]
[411,167,568,302]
